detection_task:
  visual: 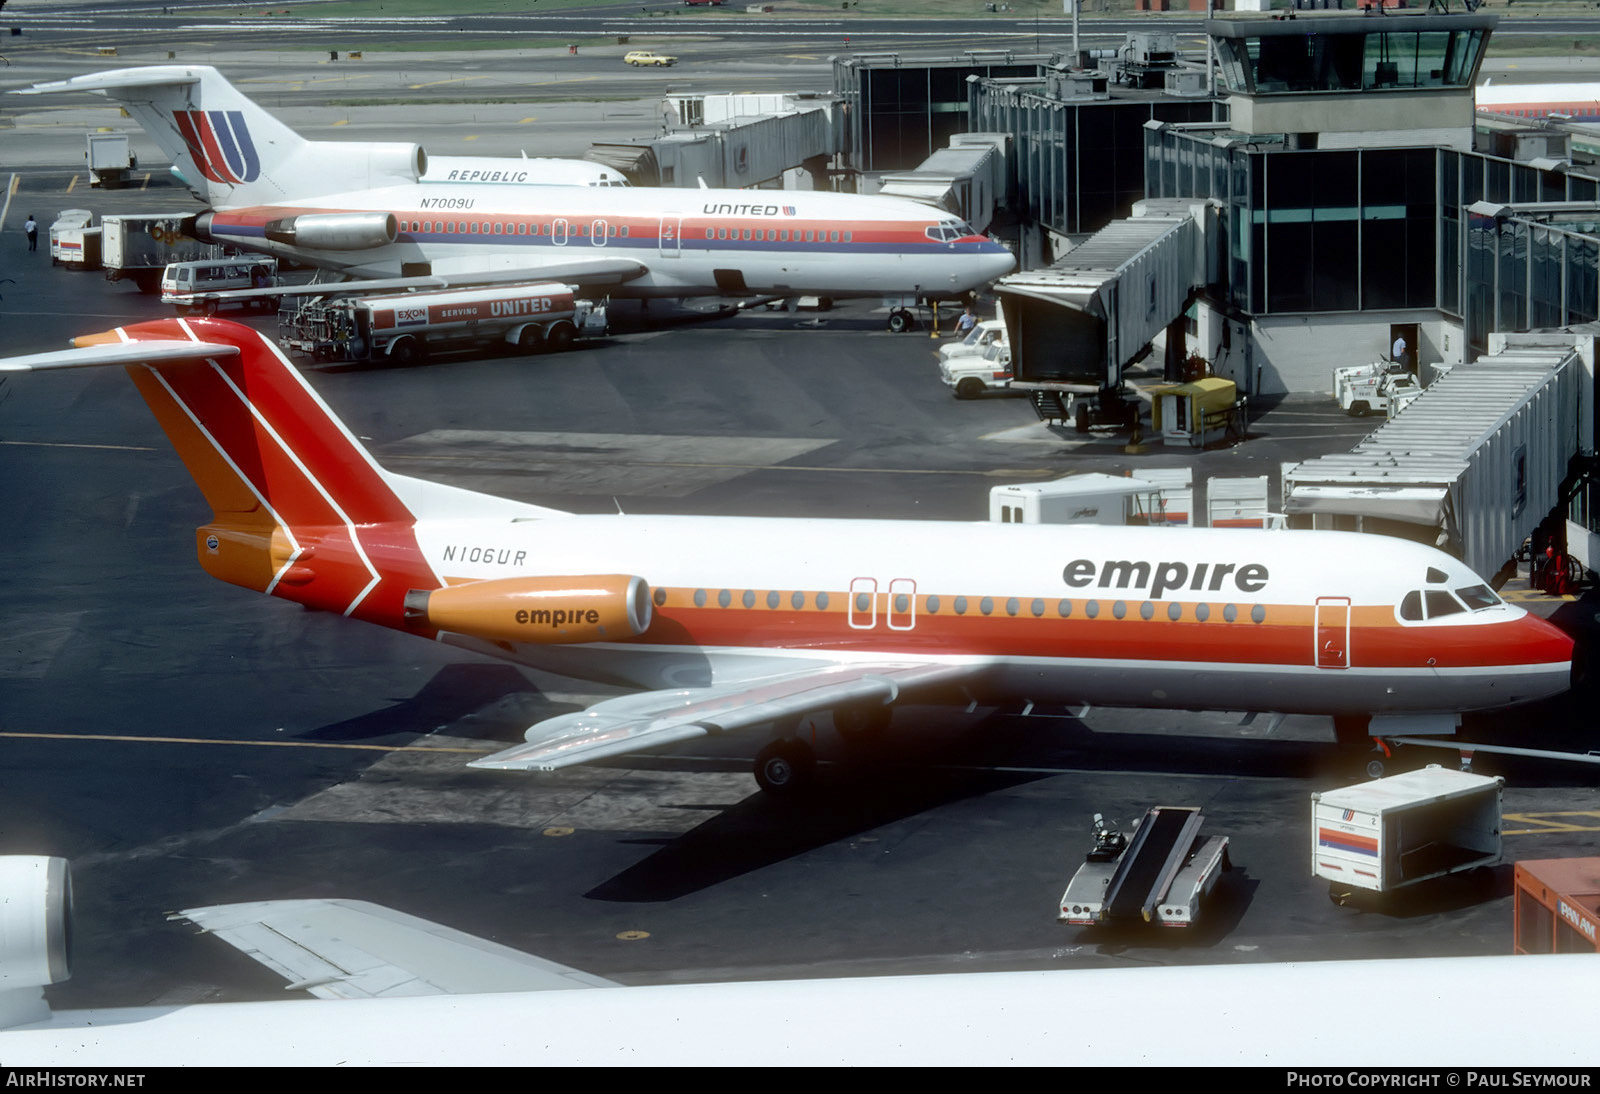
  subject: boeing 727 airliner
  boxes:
[18,66,1015,301]
[0,320,1574,791]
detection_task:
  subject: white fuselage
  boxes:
[396,514,1573,717]
[203,184,1017,298]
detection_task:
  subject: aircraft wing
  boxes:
[427,253,647,289]
[173,899,617,998]
[0,340,238,372]
[189,256,647,307]
[469,661,980,772]
[188,275,449,306]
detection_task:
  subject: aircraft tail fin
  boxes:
[18,66,425,207]
[1,319,553,626]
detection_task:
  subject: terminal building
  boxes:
[591,11,1600,582]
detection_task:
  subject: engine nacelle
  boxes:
[367,142,428,186]
[405,575,652,645]
[0,857,72,990]
[264,212,398,251]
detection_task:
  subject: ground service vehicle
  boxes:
[161,258,280,313]
[103,213,222,293]
[1333,359,1421,417]
[938,319,1007,364]
[624,51,677,66]
[86,131,136,188]
[941,342,1013,399]
[279,282,604,364]
[1059,808,1231,928]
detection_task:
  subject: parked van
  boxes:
[160,258,279,313]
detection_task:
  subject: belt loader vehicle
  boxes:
[1059,807,1231,928]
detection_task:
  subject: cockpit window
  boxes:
[925,221,979,243]
[1400,583,1501,622]
[1425,590,1464,619]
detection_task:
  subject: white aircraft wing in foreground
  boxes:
[0,859,1594,1066]
[175,900,617,998]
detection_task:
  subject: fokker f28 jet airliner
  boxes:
[18,66,1016,301]
[1,320,1575,791]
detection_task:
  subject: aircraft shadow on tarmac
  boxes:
[297,662,574,742]
[581,708,1345,904]
[584,759,1047,904]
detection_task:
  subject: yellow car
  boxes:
[624,51,678,67]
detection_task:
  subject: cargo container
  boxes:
[1132,467,1193,526]
[85,131,136,188]
[1207,476,1272,528]
[1313,766,1503,903]
[102,213,222,293]
[1513,858,1600,955]
[989,473,1164,525]
[48,209,100,269]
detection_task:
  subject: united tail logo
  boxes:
[172,110,260,184]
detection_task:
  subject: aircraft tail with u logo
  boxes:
[17,65,427,208]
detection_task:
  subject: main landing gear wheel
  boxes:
[887,308,913,333]
[754,739,816,795]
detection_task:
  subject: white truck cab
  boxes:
[941,340,1013,399]
[938,318,1006,365]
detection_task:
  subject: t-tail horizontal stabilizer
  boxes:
[0,339,239,374]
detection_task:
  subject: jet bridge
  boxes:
[1283,344,1585,580]
[998,198,1220,429]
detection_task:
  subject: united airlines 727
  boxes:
[18,66,1015,301]
[0,320,1575,791]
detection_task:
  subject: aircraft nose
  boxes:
[983,244,1016,281]
[1520,611,1577,698]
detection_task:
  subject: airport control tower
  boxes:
[1209,11,1495,150]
